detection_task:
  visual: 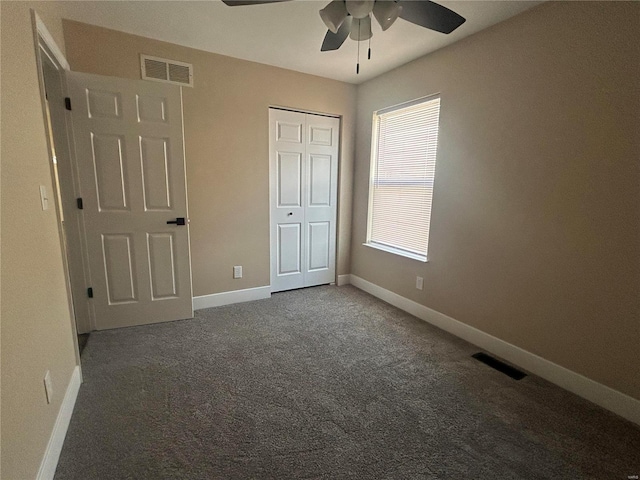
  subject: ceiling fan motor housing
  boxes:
[350,16,373,41]
[345,0,375,19]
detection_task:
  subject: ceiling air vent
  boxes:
[140,54,193,87]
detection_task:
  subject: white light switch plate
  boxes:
[416,276,424,290]
[40,185,49,210]
[44,371,53,404]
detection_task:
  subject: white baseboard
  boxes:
[337,274,351,286]
[193,286,271,310]
[349,274,640,426]
[37,365,82,480]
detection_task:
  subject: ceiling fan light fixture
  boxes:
[349,15,372,41]
[319,0,349,34]
[373,0,402,31]
[345,0,375,19]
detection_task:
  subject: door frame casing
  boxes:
[31,10,87,367]
[34,13,94,335]
[38,42,96,336]
[268,106,342,292]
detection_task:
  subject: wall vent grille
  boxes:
[140,54,193,87]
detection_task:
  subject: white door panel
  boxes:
[276,121,303,143]
[270,109,339,293]
[67,71,192,330]
[102,234,137,303]
[92,134,128,211]
[309,155,332,206]
[278,223,302,272]
[140,136,172,210]
[277,152,303,207]
[308,222,330,270]
[309,125,333,146]
[148,232,178,299]
[303,114,338,288]
[270,110,306,291]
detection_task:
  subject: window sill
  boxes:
[363,243,428,263]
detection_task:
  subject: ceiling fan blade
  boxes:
[398,0,465,34]
[321,16,352,51]
[221,0,292,6]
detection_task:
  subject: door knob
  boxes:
[167,217,186,225]
[287,212,293,216]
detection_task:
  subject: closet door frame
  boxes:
[268,107,340,293]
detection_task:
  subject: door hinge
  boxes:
[87,287,94,298]
[77,198,83,209]
[65,97,72,111]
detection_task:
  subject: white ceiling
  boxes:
[54,0,543,84]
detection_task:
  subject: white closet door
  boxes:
[270,110,306,291]
[67,71,193,330]
[269,109,339,293]
[304,114,339,287]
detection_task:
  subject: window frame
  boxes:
[364,94,441,263]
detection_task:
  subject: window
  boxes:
[366,95,441,262]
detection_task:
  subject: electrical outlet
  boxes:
[233,266,242,279]
[416,276,424,290]
[44,371,53,404]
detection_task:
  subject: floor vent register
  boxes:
[472,352,527,380]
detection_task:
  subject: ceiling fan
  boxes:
[221,0,466,54]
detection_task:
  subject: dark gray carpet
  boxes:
[77,333,89,356]
[55,285,640,479]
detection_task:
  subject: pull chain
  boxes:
[356,19,361,74]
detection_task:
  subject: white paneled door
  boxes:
[269,109,339,292]
[66,71,192,330]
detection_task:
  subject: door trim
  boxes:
[32,10,87,360]
[32,11,70,70]
[35,18,94,335]
[269,105,340,119]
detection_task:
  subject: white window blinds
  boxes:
[367,96,441,261]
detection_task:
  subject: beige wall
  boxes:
[1,2,78,479]
[352,2,640,400]
[62,21,357,297]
